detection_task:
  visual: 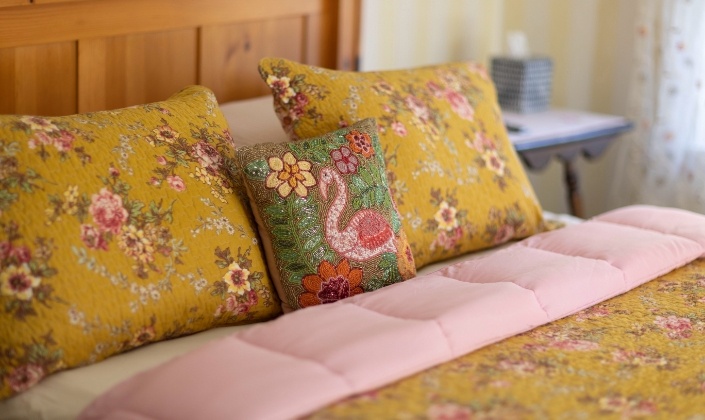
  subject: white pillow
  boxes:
[219,96,290,146]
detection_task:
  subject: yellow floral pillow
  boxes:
[236,118,416,312]
[0,86,280,400]
[258,59,545,268]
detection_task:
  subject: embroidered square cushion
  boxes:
[0,86,281,399]
[258,59,545,268]
[236,118,416,312]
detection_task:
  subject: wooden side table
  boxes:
[504,109,633,218]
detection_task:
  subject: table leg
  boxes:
[563,160,584,218]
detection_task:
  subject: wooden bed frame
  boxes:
[0,0,360,116]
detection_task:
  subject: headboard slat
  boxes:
[0,0,360,116]
[77,30,199,113]
[0,0,325,49]
[200,18,305,103]
[0,42,78,116]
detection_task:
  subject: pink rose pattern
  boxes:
[483,204,530,247]
[89,188,128,235]
[0,329,61,398]
[330,146,359,174]
[6,363,45,393]
[308,258,705,419]
[144,119,234,203]
[192,141,222,173]
[166,175,186,192]
[258,67,329,138]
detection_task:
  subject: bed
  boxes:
[2,1,705,419]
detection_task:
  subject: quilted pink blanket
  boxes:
[80,205,705,420]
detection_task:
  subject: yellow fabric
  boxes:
[0,86,280,400]
[308,258,705,419]
[258,59,545,268]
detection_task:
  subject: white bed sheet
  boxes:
[220,96,290,146]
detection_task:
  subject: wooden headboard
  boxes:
[0,0,360,116]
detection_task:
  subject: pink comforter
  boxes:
[80,205,705,420]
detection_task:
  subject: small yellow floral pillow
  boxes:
[236,118,416,312]
[0,86,280,400]
[258,58,545,268]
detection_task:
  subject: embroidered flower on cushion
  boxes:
[223,262,251,296]
[89,188,128,235]
[330,146,359,174]
[345,130,374,158]
[298,259,363,308]
[265,151,316,198]
[0,264,40,300]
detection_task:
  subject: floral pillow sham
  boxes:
[0,86,280,399]
[258,58,545,268]
[236,118,416,312]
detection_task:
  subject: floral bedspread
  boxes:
[309,258,705,419]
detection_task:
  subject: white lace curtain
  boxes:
[613,0,705,212]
